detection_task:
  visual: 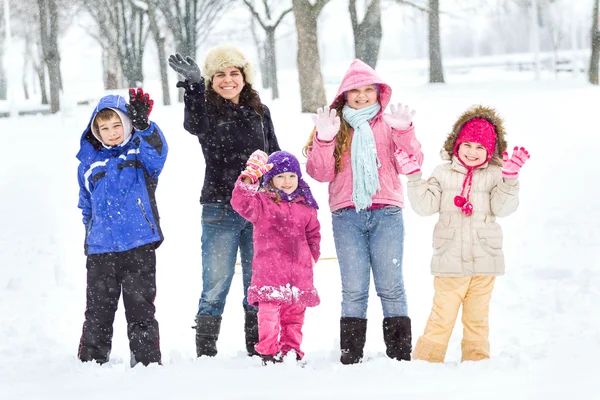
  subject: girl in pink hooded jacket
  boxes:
[304,59,423,364]
[231,150,320,364]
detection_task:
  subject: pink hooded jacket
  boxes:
[306,59,424,212]
[231,178,321,307]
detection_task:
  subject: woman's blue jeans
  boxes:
[332,206,408,319]
[197,203,256,316]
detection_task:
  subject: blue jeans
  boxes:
[332,206,407,319]
[198,203,256,316]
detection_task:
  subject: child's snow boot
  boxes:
[193,315,222,357]
[382,316,412,361]
[340,317,367,365]
[261,352,283,366]
[244,309,260,357]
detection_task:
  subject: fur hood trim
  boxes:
[441,105,507,166]
[203,44,255,86]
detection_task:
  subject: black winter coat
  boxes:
[181,80,280,204]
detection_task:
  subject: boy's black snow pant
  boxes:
[78,243,161,366]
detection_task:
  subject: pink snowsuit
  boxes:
[231,178,321,359]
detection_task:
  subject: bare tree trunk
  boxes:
[147,1,170,105]
[428,0,444,83]
[243,0,292,100]
[249,18,270,89]
[265,28,279,98]
[103,46,122,90]
[37,65,48,105]
[0,51,6,101]
[589,0,600,84]
[38,0,61,113]
[349,0,382,69]
[292,0,328,112]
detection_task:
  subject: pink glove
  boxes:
[502,146,530,179]
[394,148,421,175]
[241,150,273,183]
[384,103,416,131]
[311,106,340,142]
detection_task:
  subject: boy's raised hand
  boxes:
[394,148,421,175]
[168,53,202,84]
[502,146,530,179]
[311,106,340,142]
[127,88,153,131]
[384,103,416,131]
[241,150,273,184]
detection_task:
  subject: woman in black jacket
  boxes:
[169,45,280,358]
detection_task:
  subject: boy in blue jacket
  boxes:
[76,89,168,367]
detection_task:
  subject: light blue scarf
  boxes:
[343,103,381,211]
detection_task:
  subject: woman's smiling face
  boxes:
[211,66,245,104]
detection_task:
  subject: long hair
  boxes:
[302,96,353,173]
[205,68,264,118]
[262,181,282,204]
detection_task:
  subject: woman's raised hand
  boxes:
[311,106,341,142]
[168,53,203,84]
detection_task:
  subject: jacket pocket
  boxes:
[432,228,455,255]
[477,229,503,256]
[201,203,227,224]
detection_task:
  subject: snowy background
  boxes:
[1,1,600,399]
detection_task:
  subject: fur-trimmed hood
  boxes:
[441,105,507,166]
[203,44,255,86]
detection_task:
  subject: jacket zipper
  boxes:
[137,198,155,234]
[86,219,94,238]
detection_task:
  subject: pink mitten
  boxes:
[502,146,530,179]
[394,148,420,175]
[311,106,341,142]
[383,103,416,131]
[241,150,273,183]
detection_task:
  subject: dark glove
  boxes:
[126,88,153,131]
[168,53,202,84]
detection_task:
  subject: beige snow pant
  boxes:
[413,276,495,363]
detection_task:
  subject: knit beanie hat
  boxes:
[91,107,132,148]
[262,151,319,209]
[453,118,497,162]
[452,118,497,216]
[203,44,255,86]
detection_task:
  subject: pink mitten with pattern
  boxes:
[502,146,530,179]
[394,148,421,175]
[241,150,273,183]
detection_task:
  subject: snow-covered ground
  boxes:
[1,61,599,399]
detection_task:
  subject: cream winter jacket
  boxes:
[407,156,519,277]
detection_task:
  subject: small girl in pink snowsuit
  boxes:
[231,150,321,364]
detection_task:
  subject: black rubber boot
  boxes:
[383,316,412,361]
[193,315,222,357]
[340,317,368,365]
[244,310,260,357]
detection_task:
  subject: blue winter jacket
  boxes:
[76,95,168,255]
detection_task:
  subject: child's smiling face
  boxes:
[271,172,299,194]
[97,115,125,146]
[346,85,378,110]
[458,142,488,167]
